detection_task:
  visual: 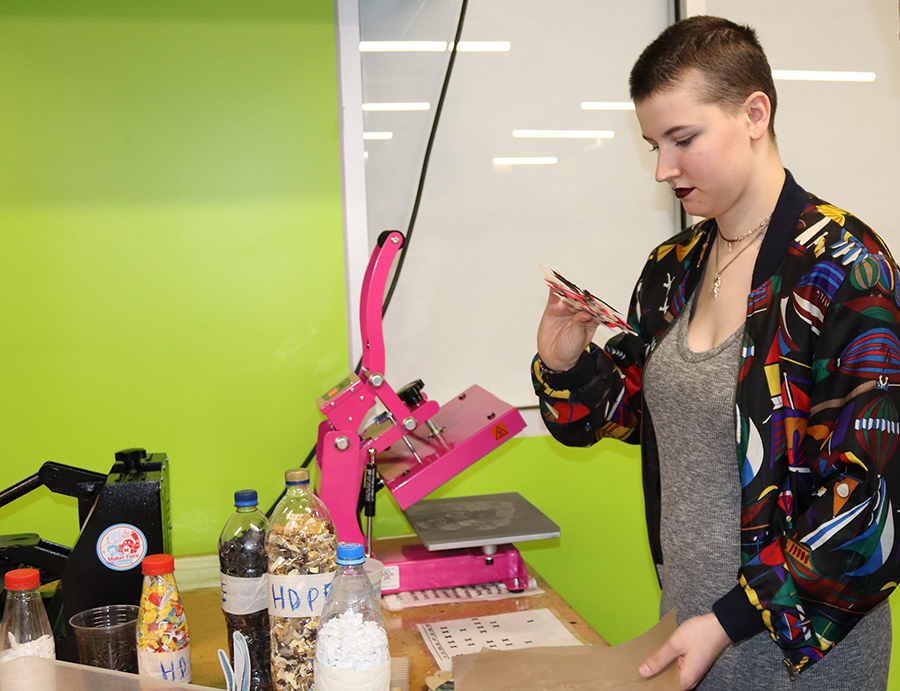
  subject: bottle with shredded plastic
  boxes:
[136,553,192,683]
[0,568,55,664]
[314,542,390,691]
[266,468,337,691]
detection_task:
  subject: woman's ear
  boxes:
[744,91,771,141]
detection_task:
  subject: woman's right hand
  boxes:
[537,291,600,372]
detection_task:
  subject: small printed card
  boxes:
[540,265,635,334]
[418,608,582,672]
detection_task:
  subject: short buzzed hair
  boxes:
[629,16,778,137]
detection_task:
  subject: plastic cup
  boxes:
[365,558,384,598]
[69,604,139,673]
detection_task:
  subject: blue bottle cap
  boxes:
[336,542,365,565]
[234,489,258,507]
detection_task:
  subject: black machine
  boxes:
[0,448,171,660]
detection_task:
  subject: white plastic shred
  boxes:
[315,611,389,671]
[0,632,55,663]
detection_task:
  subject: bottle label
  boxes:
[220,573,268,615]
[314,658,391,691]
[267,572,335,618]
[95,523,147,571]
[137,645,192,683]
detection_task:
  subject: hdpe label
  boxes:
[138,646,191,683]
[267,573,335,618]
[96,523,147,571]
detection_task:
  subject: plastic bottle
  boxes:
[314,543,390,691]
[136,553,191,683]
[219,489,272,691]
[0,568,55,663]
[266,468,337,691]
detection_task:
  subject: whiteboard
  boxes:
[705,0,900,247]
[336,0,900,412]
[340,0,674,410]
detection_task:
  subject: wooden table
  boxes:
[182,567,606,690]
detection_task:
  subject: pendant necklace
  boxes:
[711,216,771,299]
[717,214,772,252]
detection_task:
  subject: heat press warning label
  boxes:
[96,523,148,571]
[492,423,509,440]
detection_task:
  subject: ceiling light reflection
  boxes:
[772,70,875,82]
[492,157,558,166]
[513,130,614,139]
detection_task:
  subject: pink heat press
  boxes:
[315,230,557,594]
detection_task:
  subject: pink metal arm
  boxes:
[358,230,403,380]
[315,230,530,594]
[318,229,439,457]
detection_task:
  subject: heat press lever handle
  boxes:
[397,380,425,408]
[115,447,148,474]
[377,229,399,247]
[0,462,107,527]
[398,380,444,437]
[359,230,404,379]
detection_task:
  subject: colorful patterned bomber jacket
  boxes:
[532,171,900,674]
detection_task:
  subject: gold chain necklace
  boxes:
[717,214,773,252]
[710,217,771,298]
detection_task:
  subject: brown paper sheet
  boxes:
[453,610,679,691]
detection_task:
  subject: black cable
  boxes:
[671,1,689,230]
[267,0,470,518]
[381,0,469,316]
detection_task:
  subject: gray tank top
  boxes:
[643,294,890,690]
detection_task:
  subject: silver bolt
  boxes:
[370,373,384,387]
[334,436,350,451]
[403,417,417,431]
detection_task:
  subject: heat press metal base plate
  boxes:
[403,492,560,551]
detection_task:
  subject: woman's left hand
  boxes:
[638,613,731,690]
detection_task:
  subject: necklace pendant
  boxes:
[711,273,722,298]
[727,240,734,252]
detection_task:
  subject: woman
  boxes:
[534,16,899,690]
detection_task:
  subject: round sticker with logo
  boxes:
[96,524,148,571]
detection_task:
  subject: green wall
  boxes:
[5,5,894,686]
[0,2,347,560]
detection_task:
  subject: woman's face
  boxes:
[634,74,759,222]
